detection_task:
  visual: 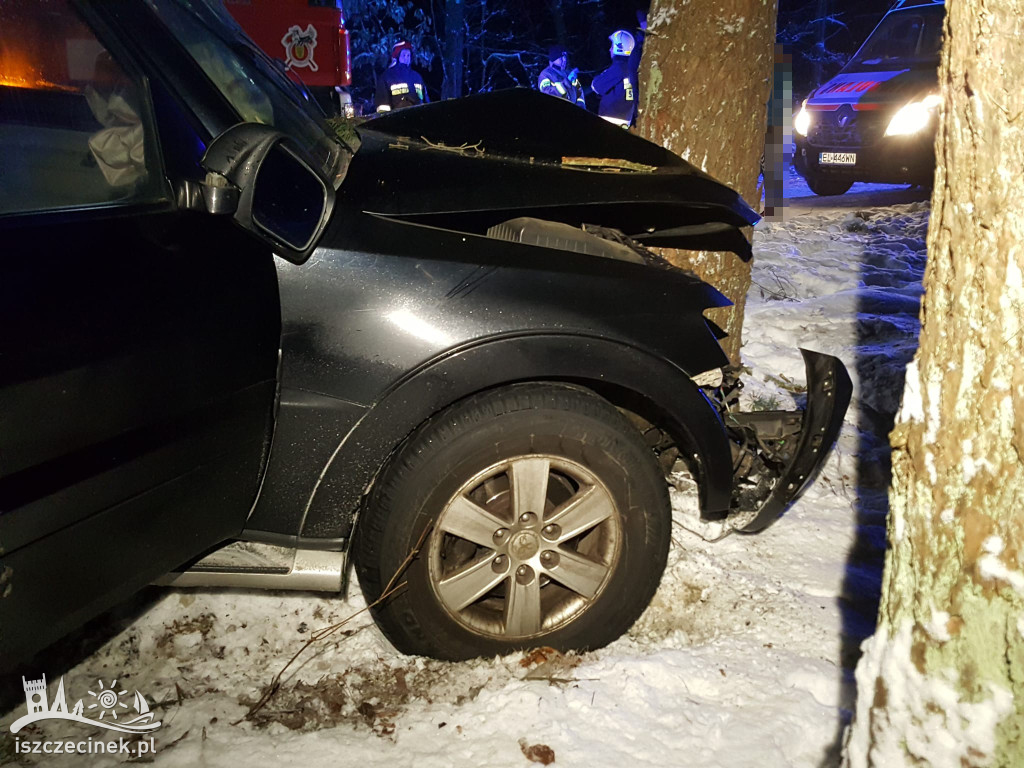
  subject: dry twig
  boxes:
[561,156,656,172]
[239,525,433,723]
[420,136,485,155]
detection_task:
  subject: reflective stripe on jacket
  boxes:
[375,64,429,111]
[538,64,584,106]
[591,56,637,125]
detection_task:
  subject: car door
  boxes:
[0,0,280,667]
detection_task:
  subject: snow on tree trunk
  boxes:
[843,1,1024,766]
[637,0,776,363]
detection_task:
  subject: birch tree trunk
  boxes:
[637,0,777,363]
[843,0,1024,765]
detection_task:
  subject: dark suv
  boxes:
[0,0,850,667]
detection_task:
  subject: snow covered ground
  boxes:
[1,171,933,767]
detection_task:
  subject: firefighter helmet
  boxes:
[391,40,413,62]
[609,30,635,57]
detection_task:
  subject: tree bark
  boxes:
[637,0,776,364]
[843,1,1024,765]
[441,0,464,100]
[549,0,567,50]
[813,0,827,85]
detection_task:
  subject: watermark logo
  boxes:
[281,24,319,72]
[10,673,161,735]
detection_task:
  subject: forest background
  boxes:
[343,0,903,111]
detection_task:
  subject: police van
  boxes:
[793,0,945,196]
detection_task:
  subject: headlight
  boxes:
[794,100,811,136]
[885,94,942,137]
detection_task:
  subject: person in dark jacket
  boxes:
[537,45,585,107]
[591,29,640,128]
[374,41,429,113]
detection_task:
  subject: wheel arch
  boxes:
[298,333,734,542]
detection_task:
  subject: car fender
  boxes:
[295,333,734,541]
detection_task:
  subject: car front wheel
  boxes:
[352,382,671,660]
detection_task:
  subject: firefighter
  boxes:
[374,41,429,112]
[537,45,585,107]
[591,30,639,128]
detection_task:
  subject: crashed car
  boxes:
[0,0,850,667]
[793,0,945,196]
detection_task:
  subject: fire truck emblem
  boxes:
[281,24,318,72]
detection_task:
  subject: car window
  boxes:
[0,0,167,216]
[144,0,343,183]
[848,7,945,70]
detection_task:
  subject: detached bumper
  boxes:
[725,349,852,534]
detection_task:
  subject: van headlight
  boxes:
[884,94,942,137]
[794,100,811,136]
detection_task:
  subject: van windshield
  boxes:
[846,6,945,71]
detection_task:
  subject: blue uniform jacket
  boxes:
[375,64,429,111]
[538,64,585,107]
[591,55,638,125]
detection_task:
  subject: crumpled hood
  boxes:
[339,90,760,260]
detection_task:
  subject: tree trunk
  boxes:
[813,0,827,85]
[843,1,1024,765]
[478,0,487,93]
[441,0,464,100]
[637,0,776,364]
[550,0,568,51]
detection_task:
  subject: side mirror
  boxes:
[195,123,335,263]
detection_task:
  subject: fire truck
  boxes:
[223,0,352,114]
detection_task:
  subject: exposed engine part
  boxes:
[703,365,744,413]
[581,223,700,277]
[690,366,724,388]
[620,352,850,542]
[673,365,807,539]
[486,217,644,263]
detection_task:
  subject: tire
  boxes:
[805,171,853,197]
[352,382,671,660]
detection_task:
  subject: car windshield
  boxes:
[846,6,945,71]
[145,0,345,183]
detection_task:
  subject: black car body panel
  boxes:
[347,91,759,260]
[0,213,280,663]
[794,0,944,188]
[0,0,850,668]
[244,208,735,541]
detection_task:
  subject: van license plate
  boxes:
[820,152,857,166]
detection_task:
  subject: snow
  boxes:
[924,608,952,643]
[844,623,1014,768]
[2,171,933,766]
[978,536,1024,594]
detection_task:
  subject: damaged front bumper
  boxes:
[680,349,852,541]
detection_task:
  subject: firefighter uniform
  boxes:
[592,30,639,128]
[538,49,585,107]
[375,41,429,112]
